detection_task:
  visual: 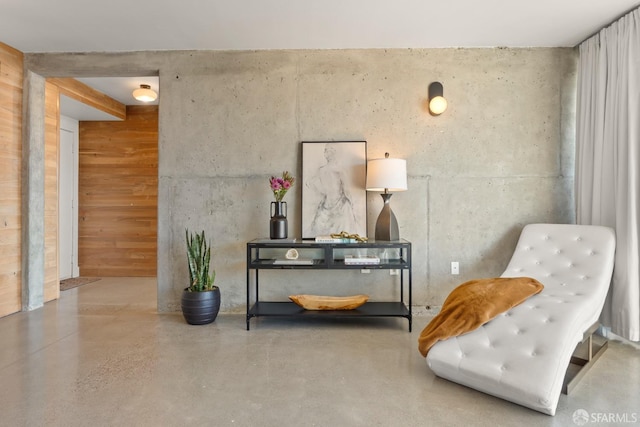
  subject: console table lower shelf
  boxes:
[246,301,411,331]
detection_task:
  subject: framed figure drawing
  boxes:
[302,141,367,239]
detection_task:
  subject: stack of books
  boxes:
[343,255,380,265]
[273,259,314,265]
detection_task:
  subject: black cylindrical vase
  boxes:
[270,201,288,239]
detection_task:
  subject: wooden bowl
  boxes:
[289,294,369,310]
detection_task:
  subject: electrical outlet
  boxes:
[390,269,400,276]
[451,262,460,275]
[361,269,370,274]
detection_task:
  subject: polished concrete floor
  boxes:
[1,277,638,427]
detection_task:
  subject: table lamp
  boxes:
[366,153,407,241]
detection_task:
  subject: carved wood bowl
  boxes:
[289,294,369,310]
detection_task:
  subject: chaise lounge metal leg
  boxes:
[562,322,608,394]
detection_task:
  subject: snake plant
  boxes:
[185,229,217,292]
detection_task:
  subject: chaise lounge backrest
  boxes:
[501,223,616,340]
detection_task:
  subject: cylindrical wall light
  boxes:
[428,82,447,116]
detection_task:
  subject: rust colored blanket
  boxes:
[418,277,544,357]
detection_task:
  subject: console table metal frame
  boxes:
[246,239,412,331]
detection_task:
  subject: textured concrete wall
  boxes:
[25,47,577,313]
[21,71,46,310]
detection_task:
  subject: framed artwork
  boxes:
[302,141,367,239]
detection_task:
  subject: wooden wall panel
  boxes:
[0,42,23,317]
[79,106,158,276]
[44,81,59,302]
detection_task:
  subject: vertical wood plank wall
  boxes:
[0,42,23,317]
[79,106,158,276]
[44,81,59,302]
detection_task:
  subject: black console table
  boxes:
[246,239,412,331]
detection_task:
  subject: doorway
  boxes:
[56,77,159,279]
[58,116,79,280]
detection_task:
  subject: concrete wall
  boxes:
[24,48,577,313]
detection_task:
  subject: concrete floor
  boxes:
[1,278,638,427]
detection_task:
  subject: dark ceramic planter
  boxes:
[181,287,221,325]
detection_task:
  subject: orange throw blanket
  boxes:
[418,277,544,357]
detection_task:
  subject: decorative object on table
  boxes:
[270,201,288,239]
[285,248,299,259]
[314,231,367,243]
[269,171,295,239]
[366,153,407,241]
[428,81,448,116]
[181,229,220,325]
[289,294,369,310]
[331,231,368,242]
[302,141,368,239]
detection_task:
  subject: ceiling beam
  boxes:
[47,77,126,120]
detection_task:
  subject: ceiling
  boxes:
[2,0,638,120]
[3,0,639,52]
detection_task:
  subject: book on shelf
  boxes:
[273,259,314,265]
[315,235,357,243]
[343,255,380,265]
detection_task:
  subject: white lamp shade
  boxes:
[133,85,158,102]
[366,157,407,192]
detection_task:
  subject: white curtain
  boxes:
[576,8,640,342]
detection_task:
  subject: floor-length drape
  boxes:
[576,8,640,342]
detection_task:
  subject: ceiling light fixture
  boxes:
[428,82,447,116]
[132,84,157,102]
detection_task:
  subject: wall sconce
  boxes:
[132,84,158,102]
[428,82,447,116]
[366,152,408,241]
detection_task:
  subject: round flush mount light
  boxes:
[428,81,447,116]
[132,84,157,102]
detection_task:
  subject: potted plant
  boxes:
[181,229,220,325]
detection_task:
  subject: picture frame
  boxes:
[301,141,368,239]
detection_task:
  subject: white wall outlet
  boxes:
[361,269,371,274]
[451,262,460,275]
[390,269,400,276]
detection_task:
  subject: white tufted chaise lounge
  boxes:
[426,224,616,415]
